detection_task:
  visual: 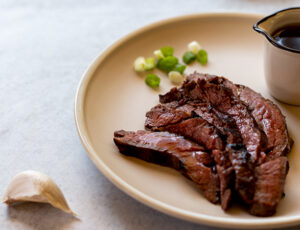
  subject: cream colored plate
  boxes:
[75,13,300,229]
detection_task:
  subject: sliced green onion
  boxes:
[145,57,156,70]
[197,49,208,65]
[168,71,185,85]
[173,63,186,74]
[160,46,174,57]
[188,41,201,54]
[182,51,196,64]
[145,74,160,88]
[157,56,178,73]
[153,50,164,60]
[133,57,146,72]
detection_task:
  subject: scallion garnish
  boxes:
[197,49,208,65]
[173,63,186,74]
[145,74,160,88]
[145,57,156,70]
[168,71,185,85]
[160,46,174,57]
[182,51,196,64]
[188,41,201,54]
[157,56,178,72]
[153,50,164,60]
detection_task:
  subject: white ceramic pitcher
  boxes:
[254,7,300,106]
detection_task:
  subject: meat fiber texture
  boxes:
[114,72,293,217]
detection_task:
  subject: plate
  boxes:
[75,13,300,229]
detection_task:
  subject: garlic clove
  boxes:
[2,170,76,215]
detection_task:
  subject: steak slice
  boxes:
[113,72,292,216]
[188,102,250,205]
[183,78,262,162]
[227,144,255,204]
[160,77,259,204]
[249,157,289,216]
[114,130,220,203]
[189,73,293,161]
[156,117,224,150]
[159,77,262,162]
[234,85,292,160]
[146,110,224,151]
[145,102,234,209]
[159,87,184,104]
[145,102,194,130]
[146,100,242,144]
[180,73,292,216]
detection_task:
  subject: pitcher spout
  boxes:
[253,7,300,53]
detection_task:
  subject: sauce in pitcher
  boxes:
[272,25,300,51]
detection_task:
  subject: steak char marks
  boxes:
[145,101,234,210]
[164,72,291,216]
[192,73,293,216]
[160,74,263,162]
[159,75,260,206]
[185,73,293,161]
[113,72,292,217]
[114,130,219,203]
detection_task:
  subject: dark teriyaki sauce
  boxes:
[272,25,300,51]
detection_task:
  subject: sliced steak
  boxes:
[249,157,289,216]
[114,130,220,203]
[157,117,224,150]
[188,102,249,204]
[147,99,242,145]
[159,77,262,162]
[160,77,259,205]
[113,72,292,216]
[145,102,194,130]
[190,101,243,144]
[227,144,255,204]
[145,102,233,209]
[235,85,292,160]
[182,73,292,216]
[212,149,234,210]
[183,78,262,162]
[189,73,293,215]
[189,73,293,161]
[159,87,183,104]
[147,111,224,151]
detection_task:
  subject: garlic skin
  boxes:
[2,170,75,215]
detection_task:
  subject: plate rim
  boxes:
[74,12,300,229]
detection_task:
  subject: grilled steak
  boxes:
[114,130,219,203]
[113,72,293,217]
[249,157,289,216]
[160,76,260,205]
[183,73,293,215]
[146,100,241,143]
[186,73,293,161]
[233,85,292,160]
[145,102,234,209]
[160,75,262,162]
[233,85,292,216]
[145,102,194,130]
[147,115,224,151]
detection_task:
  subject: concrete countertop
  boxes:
[1,0,300,229]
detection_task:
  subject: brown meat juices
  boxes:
[113,72,293,216]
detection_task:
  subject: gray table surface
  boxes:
[1,0,300,229]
